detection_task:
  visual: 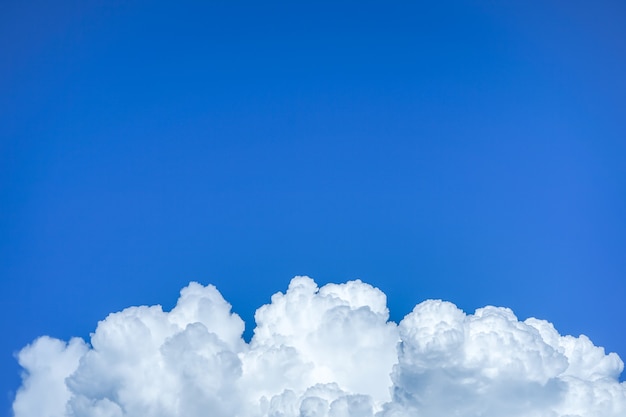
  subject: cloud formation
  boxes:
[13,277,626,417]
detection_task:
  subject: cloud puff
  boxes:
[13,277,626,417]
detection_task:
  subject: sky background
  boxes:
[1,1,625,414]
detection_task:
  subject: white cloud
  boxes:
[13,277,626,417]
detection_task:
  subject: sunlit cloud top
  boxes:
[14,277,626,417]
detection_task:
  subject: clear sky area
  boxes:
[1,1,625,415]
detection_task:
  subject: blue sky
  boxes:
[1,1,625,414]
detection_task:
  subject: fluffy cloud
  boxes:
[13,277,626,417]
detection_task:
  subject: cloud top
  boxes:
[13,277,626,417]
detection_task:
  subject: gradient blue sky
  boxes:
[1,1,625,413]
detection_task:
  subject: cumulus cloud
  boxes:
[13,276,626,417]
